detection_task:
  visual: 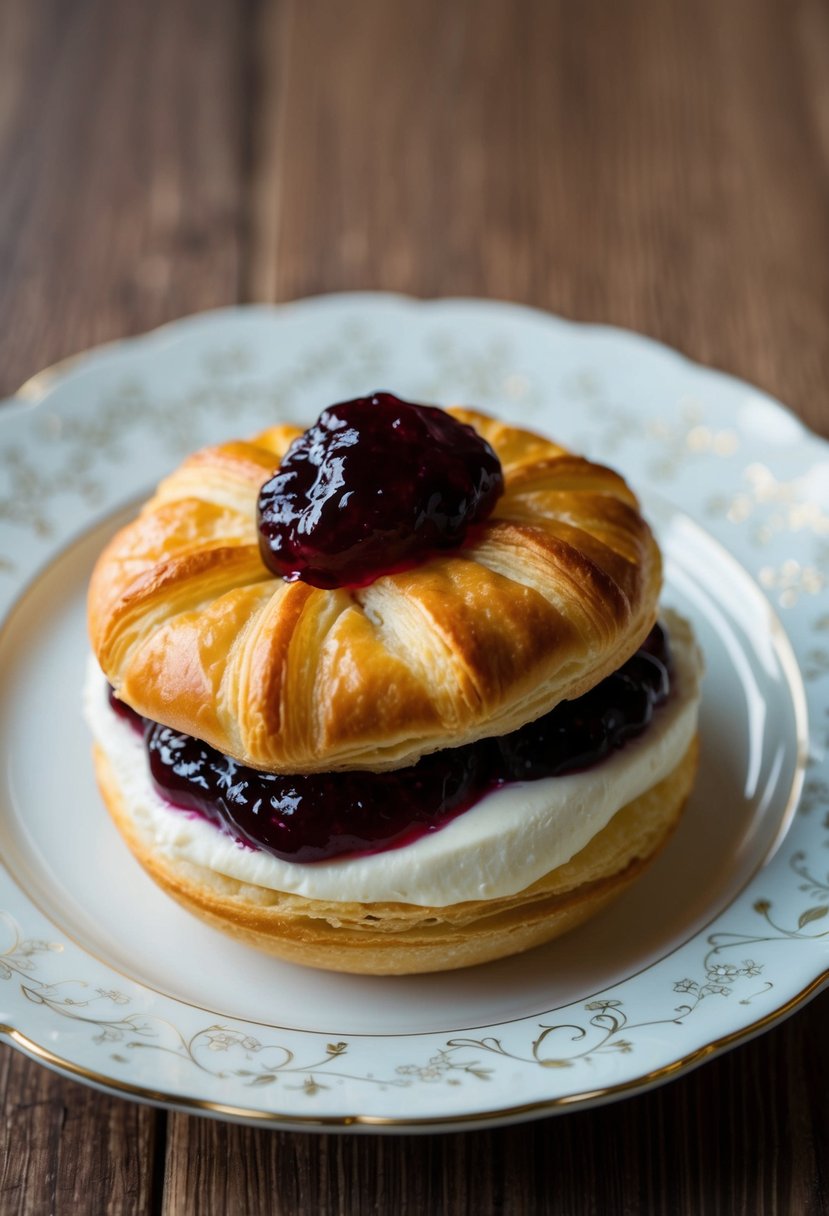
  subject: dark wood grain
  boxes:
[253,0,829,438]
[0,0,247,398]
[1,0,828,1212]
[0,1046,161,1215]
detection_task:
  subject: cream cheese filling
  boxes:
[85,611,702,908]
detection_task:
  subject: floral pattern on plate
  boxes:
[0,295,826,1130]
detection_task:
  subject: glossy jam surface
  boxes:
[111,626,672,864]
[144,728,489,864]
[256,393,504,588]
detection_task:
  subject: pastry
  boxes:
[86,393,702,973]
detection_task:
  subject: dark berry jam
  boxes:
[256,393,504,589]
[144,726,490,864]
[110,625,672,864]
[108,686,144,732]
[495,648,670,779]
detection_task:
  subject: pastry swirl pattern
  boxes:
[88,409,662,773]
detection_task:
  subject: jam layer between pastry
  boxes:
[109,625,672,864]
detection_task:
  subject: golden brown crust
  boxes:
[88,409,662,772]
[93,736,698,975]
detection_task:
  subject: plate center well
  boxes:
[0,505,804,1035]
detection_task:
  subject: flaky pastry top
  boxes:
[88,409,662,773]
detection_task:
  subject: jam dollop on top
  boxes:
[111,625,673,865]
[257,393,504,588]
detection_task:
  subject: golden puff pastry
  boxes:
[88,409,662,774]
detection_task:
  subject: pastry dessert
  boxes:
[86,393,702,974]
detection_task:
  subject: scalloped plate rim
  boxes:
[0,293,826,1131]
[7,293,816,451]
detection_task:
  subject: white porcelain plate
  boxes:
[0,295,826,1132]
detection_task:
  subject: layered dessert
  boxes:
[86,394,702,973]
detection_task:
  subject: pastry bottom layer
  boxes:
[93,735,699,975]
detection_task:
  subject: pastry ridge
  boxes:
[89,408,662,772]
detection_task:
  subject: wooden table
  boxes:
[1,1,827,1211]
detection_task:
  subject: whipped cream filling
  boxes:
[85,611,702,908]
